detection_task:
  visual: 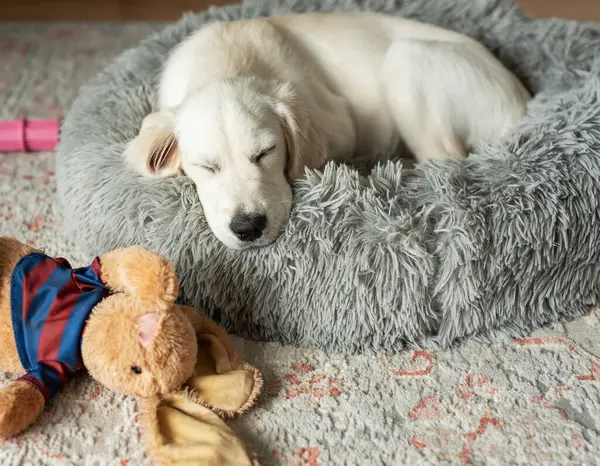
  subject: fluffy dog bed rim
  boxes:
[57,0,600,353]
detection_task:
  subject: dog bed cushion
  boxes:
[56,0,600,353]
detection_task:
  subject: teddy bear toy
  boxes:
[0,236,262,465]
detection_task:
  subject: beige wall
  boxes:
[519,0,600,21]
[1,0,599,21]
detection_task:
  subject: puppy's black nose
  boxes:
[230,212,267,242]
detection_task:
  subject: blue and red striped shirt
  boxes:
[10,252,108,403]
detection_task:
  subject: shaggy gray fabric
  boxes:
[56,0,600,353]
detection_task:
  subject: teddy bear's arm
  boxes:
[0,380,45,438]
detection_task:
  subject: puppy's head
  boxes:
[124,78,322,250]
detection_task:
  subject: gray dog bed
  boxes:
[56,0,600,353]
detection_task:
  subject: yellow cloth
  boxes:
[153,393,253,466]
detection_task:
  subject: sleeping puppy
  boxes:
[124,12,530,249]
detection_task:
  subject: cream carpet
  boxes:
[1,22,599,466]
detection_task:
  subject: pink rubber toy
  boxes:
[0,119,60,152]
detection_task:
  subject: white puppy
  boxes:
[124,12,530,249]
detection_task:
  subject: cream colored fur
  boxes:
[123,12,530,249]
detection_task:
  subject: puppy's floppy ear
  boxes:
[124,109,182,178]
[273,82,326,180]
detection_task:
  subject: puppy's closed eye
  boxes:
[252,145,276,164]
[200,163,220,174]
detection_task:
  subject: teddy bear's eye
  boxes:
[131,365,143,374]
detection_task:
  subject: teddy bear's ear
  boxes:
[136,312,161,348]
[98,247,178,309]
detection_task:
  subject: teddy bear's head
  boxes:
[81,296,198,397]
[77,246,199,398]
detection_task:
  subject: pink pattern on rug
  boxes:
[266,362,343,400]
[380,349,435,376]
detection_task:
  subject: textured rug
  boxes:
[1,19,600,466]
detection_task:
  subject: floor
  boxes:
[1,20,600,466]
